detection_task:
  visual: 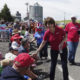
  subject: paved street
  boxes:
[29,42,80,80]
[0,42,80,80]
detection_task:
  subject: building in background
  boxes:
[29,2,43,22]
[15,11,21,21]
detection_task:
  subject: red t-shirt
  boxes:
[65,22,80,42]
[43,26,66,50]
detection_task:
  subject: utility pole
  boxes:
[64,12,66,25]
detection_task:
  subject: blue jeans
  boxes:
[67,41,78,63]
[50,48,69,80]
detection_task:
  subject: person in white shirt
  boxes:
[0,45,19,67]
[5,45,18,61]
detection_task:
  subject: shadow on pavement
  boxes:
[36,59,51,66]
[69,62,80,66]
[33,69,50,79]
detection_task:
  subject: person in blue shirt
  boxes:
[33,26,48,59]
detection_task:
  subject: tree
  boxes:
[0,4,14,21]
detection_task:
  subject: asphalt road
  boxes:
[0,42,80,80]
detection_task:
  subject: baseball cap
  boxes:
[71,15,76,19]
[10,34,22,42]
[10,45,18,51]
[12,45,18,51]
[37,26,42,31]
[14,34,22,39]
[14,53,35,67]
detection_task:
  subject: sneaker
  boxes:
[69,61,76,65]
[45,57,47,60]
[35,75,44,80]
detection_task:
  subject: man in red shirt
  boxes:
[65,16,80,65]
[33,17,69,80]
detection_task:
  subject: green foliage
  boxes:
[56,20,80,24]
[0,4,14,21]
[56,20,71,24]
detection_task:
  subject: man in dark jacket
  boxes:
[0,53,35,80]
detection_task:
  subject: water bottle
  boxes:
[24,75,30,79]
[78,28,80,34]
[0,51,3,59]
[0,65,3,75]
[59,50,63,54]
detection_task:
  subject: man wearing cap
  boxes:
[18,38,39,80]
[10,33,22,49]
[65,16,80,65]
[0,53,35,80]
[0,45,18,67]
[5,45,19,61]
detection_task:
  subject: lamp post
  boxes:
[25,3,29,19]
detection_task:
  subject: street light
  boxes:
[25,2,29,18]
[25,3,28,14]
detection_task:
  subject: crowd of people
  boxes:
[0,15,80,80]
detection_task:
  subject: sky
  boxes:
[0,0,80,21]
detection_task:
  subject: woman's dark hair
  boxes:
[44,17,56,27]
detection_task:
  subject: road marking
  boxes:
[57,65,74,80]
[48,48,74,80]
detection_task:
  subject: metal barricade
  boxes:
[0,30,9,42]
